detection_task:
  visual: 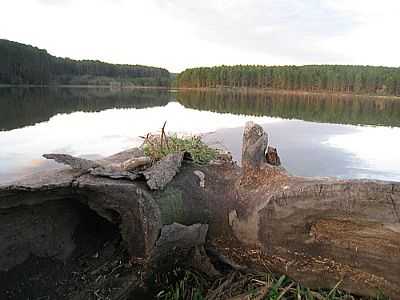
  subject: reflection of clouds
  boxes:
[2,101,400,183]
[0,102,280,182]
[324,126,400,180]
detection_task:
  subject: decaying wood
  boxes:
[147,121,400,298]
[42,153,143,181]
[89,165,140,180]
[121,156,151,171]
[265,146,281,166]
[43,153,100,170]
[0,167,162,272]
[149,223,220,278]
[215,122,400,299]
[43,151,183,190]
[143,152,184,190]
[1,121,400,299]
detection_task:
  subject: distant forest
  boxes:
[3,39,400,95]
[0,39,170,86]
[177,65,400,96]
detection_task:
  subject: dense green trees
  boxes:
[177,65,400,96]
[0,39,170,86]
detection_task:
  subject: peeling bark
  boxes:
[143,152,184,190]
[42,153,100,170]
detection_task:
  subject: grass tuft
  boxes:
[143,133,218,165]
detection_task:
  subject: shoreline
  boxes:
[176,86,400,100]
[1,84,399,100]
[0,84,170,90]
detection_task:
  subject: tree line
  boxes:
[176,65,400,96]
[0,39,171,86]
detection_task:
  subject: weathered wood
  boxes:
[147,122,400,298]
[143,152,184,190]
[216,122,400,299]
[265,146,281,166]
[43,153,143,181]
[1,123,400,299]
[121,156,151,171]
[90,165,140,180]
[241,121,268,170]
[149,223,219,278]
[0,162,162,272]
[43,153,100,170]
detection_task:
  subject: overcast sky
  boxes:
[1,0,399,72]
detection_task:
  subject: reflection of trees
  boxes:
[177,90,400,127]
[2,88,399,132]
[0,88,170,131]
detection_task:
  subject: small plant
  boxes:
[143,122,218,165]
[156,269,207,300]
[155,267,387,300]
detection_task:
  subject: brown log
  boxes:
[1,122,399,299]
[148,121,400,298]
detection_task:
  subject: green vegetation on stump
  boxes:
[143,134,218,165]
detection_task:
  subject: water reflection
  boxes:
[0,87,170,131]
[204,122,400,181]
[177,90,400,127]
[0,87,399,183]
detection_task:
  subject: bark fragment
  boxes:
[43,153,100,170]
[121,156,151,171]
[265,146,281,166]
[143,152,184,190]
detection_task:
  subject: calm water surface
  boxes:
[1,87,400,184]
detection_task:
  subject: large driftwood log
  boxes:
[146,122,400,298]
[0,122,399,299]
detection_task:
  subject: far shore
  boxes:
[1,84,399,100]
[177,86,400,100]
[0,84,170,90]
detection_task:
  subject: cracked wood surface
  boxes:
[1,122,399,298]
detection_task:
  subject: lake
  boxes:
[1,87,400,184]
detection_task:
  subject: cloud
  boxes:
[35,0,122,5]
[153,0,356,63]
[2,0,399,71]
[35,0,71,5]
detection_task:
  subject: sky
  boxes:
[1,0,400,72]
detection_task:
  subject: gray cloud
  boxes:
[154,0,356,63]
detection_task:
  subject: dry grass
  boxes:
[156,269,389,300]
